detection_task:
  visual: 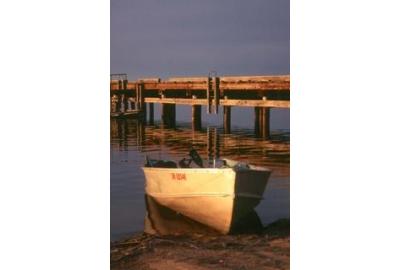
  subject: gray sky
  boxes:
[111,0,289,129]
[111,0,289,78]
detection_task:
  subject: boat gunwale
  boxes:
[142,166,271,173]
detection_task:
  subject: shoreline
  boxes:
[111,219,289,270]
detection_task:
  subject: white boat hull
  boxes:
[143,166,271,234]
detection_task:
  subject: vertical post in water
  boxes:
[129,97,135,110]
[223,106,231,134]
[162,103,167,126]
[135,83,139,110]
[116,95,122,112]
[149,103,154,125]
[122,94,129,112]
[213,76,220,114]
[110,95,114,113]
[139,83,146,123]
[254,107,260,136]
[192,105,202,131]
[162,104,176,128]
[192,95,201,131]
[261,107,270,139]
[170,104,176,128]
[207,77,212,114]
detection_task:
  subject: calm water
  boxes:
[110,117,290,241]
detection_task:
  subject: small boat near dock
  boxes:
[110,109,144,119]
[143,149,271,234]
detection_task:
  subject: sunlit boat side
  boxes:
[143,159,271,234]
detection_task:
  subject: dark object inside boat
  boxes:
[145,157,178,168]
[189,148,204,168]
[145,148,204,168]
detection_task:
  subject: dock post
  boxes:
[192,105,202,131]
[261,107,270,139]
[223,106,231,133]
[254,107,260,136]
[110,96,114,113]
[139,83,146,123]
[129,97,135,110]
[116,95,122,112]
[162,104,176,128]
[149,103,154,125]
[135,83,140,110]
[122,94,129,112]
[213,76,220,114]
[207,77,212,114]
[170,104,176,127]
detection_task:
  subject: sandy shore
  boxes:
[111,219,289,270]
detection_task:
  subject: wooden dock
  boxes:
[110,74,290,139]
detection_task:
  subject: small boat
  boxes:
[142,149,271,234]
[110,110,143,119]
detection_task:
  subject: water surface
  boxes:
[111,118,289,241]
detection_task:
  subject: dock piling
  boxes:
[149,103,154,125]
[192,105,202,131]
[116,95,122,112]
[254,107,260,136]
[162,104,176,128]
[110,73,289,138]
[223,106,231,133]
[261,107,270,139]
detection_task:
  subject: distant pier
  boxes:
[110,73,290,139]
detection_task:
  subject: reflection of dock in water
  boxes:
[111,118,289,171]
[144,195,263,236]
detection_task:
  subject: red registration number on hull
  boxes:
[171,173,186,181]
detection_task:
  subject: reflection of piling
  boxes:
[136,120,145,147]
[214,129,220,160]
[207,128,212,164]
[162,104,176,128]
[207,128,219,166]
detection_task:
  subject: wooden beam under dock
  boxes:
[110,74,289,138]
[144,97,289,108]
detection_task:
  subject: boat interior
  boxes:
[144,148,266,171]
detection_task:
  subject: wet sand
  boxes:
[111,219,289,270]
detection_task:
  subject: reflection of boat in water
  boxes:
[144,194,220,235]
[143,149,271,234]
[144,195,264,235]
